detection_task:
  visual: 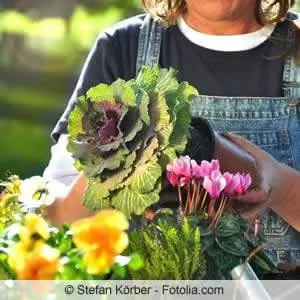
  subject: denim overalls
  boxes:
[136,14,300,264]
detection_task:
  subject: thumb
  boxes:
[222,132,269,160]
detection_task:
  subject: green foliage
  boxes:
[0,176,23,234]
[0,215,140,280]
[67,66,198,216]
[39,224,142,280]
[126,215,206,279]
[0,253,15,280]
[194,212,276,279]
[48,226,99,280]
[0,196,21,234]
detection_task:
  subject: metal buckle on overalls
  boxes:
[283,81,300,88]
[288,98,300,107]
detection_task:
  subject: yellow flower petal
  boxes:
[113,232,129,254]
[7,241,28,271]
[34,241,60,261]
[24,214,50,240]
[71,209,129,274]
[93,209,129,231]
[84,249,115,275]
[18,227,30,244]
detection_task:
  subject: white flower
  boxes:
[18,176,67,209]
[115,255,131,266]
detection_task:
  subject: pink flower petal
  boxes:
[167,171,179,187]
[203,176,213,196]
[211,159,220,172]
[166,156,194,187]
[232,173,252,195]
[244,174,252,191]
[224,172,242,195]
[219,177,227,192]
[203,173,226,200]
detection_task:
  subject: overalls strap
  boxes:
[283,11,300,101]
[136,14,163,75]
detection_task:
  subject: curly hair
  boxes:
[141,0,296,26]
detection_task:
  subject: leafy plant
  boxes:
[0,211,141,280]
[188,212,276,279]
[126,214,206,279]
[0,176,23,234]
[165,157,277,279]
[67,66,198,217]
[0,253,14,280]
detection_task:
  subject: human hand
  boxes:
[46,173,94,227]
[223,132,299,229]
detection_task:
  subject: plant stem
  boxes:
[184,183,192,215]
[190,182,195,214]
[197,186,205,210]
[215,194,225,218]
[188,182,192,210]
[200,190,208,213]
[189,181,199,214]
[178,186,184,217]
[211,195,227,230]
[193,181,201,212]
[208,199,215,219]
[245,243,267,266]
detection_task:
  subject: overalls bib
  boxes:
[136,14,300,264]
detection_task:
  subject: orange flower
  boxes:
[8,241,60,280]
[71,209,129,274]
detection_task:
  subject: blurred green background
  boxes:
[0,0,299,179]
[0,0,141,179]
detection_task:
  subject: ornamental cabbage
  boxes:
[67,66,198,217]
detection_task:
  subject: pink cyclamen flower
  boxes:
[234,173,252,195]
[223,172,241,195]
[203,170,226,200]
[166,171,180,187]
[193,159,220,179]
[166,156,196,187]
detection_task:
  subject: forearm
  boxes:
[43,135,94,226]
[46,174,94,227]
[269,165,300,232]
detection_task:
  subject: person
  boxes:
[44,0,300,265]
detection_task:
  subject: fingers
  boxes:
[278,263,300,273]
[233,189,270,204]
[238,202,267,220]
[222,132,270,160]
[231,188,270,219]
